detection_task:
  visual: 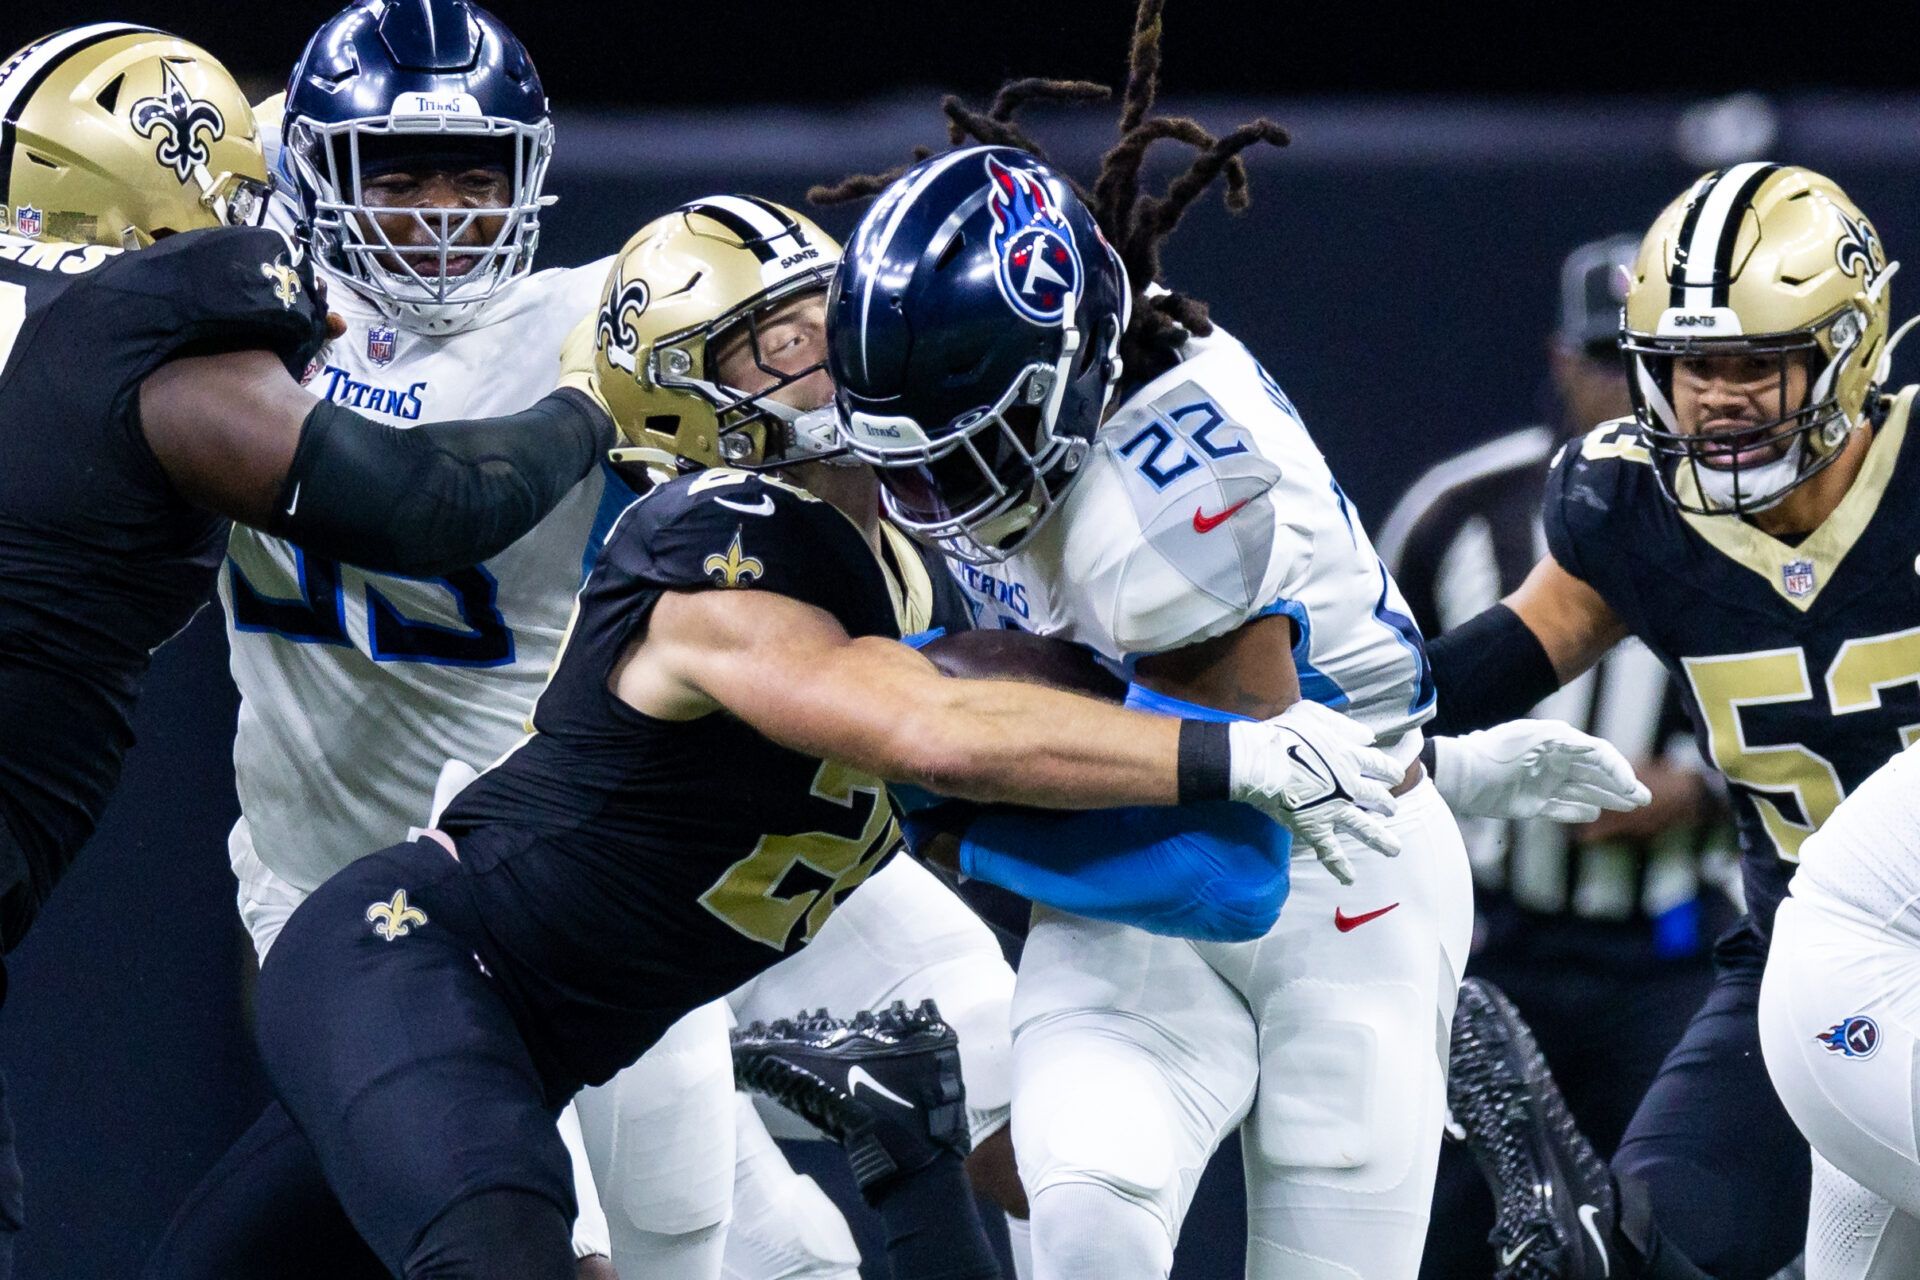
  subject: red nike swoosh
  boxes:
[1333,902,1400,932]
[1192,498,1252,533]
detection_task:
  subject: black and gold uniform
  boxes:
[0,227,324,950]
[1546,400,1920,942]
[250,467,934,1272]
[1542,393,1920,1276]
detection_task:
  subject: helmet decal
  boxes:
[985,154,1082,326]
[596,277,650,376]
[1834,207,1885,288]
[131,60,226,185]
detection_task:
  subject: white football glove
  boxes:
[1432,719,1651,823]
[1228,701,1405,885]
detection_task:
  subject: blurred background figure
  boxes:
[1376,234,1737,1280]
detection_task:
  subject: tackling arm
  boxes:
[621,585,1185,809]
[138,347,614,578]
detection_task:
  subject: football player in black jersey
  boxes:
[223,206,1427,1279]
[1438,165,1913,1280]
[0,24,615,1269]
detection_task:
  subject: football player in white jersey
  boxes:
[819,9,1649,1277]
[191,4,1031,1278]
[1760,741,1920,1280]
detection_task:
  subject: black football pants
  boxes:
[255,838,576,1278]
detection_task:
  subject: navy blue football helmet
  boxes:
[282,0,552,331]
[829,146,1131,563]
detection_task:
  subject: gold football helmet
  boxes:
[0,24,268,248]
[595,195,842,474]
[1622,163,1899,514]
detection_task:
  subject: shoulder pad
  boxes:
[1544,417,1659,588]
[102,226,328,376]
[605,469,891,631]
[1077,369,1295,656]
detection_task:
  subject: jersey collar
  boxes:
[1675,386,1915,612]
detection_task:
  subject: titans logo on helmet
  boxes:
[130,61,227,185]
[1815,1014,1880,1059]
[985,154,1083,327]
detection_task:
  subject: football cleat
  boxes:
[732,999,970,1197]
[1449,978,1617,1280]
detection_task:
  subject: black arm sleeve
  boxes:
[266,388,614,577]
[1424,602,1562,735]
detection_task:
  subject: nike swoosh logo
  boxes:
[1192,497,1252,533]
[847,1065,915,1110]
[1578,1205,1611,1276]
[1334,902,1399,932]
[283,482,301,518]
[716,495,776,517]
[1499,1235,1535,1267]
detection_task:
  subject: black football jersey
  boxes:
[0,226,326,947]
[440,469,932,1087]
[1545,392,1920,936]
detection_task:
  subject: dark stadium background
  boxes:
[4,3,1920,1276]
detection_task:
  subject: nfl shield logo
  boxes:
[367,325,398,367]
[15,205,41,238]
[1783,559,1816,599]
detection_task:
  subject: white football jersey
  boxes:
[221,257,623,892]
[958,324,1434,761]
[1795,739,1920,941]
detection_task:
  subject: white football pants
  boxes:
[1761,885,1920,1280]
[1011,779,1472,1280]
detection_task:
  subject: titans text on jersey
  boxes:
[1546,396,1920,934]
[0,225,324,947]
[221,258,615,900]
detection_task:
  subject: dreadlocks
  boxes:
[811,0,1289,385]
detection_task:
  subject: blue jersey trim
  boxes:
[1249,598,1352,710]
[1372,562,1436,715]
[1123,683,1253,723]
[580,461,642,584]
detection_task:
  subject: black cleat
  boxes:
[732,999,970,1197]
[1449,978,1617,1280]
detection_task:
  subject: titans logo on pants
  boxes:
[1815,1014,1879,1059]
[985,153,1082,326]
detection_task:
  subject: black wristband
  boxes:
[1177,719,1232,804]
[1425,603,1561,735]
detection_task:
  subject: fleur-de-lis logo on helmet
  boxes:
[130,61,227,185]
[1834,208,1886,288]
[365,890,428,941]
[596,278,650,377]
[703,531,764,588]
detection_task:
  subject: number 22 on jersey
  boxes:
[1684,626,1920,861]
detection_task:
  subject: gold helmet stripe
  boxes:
[682,195,812,264]
[1670,160,1780,313]
[0,23,160,201]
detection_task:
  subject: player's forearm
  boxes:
[265,390,614,576]
[885,678,1185,808]
[739,638,1185,809]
